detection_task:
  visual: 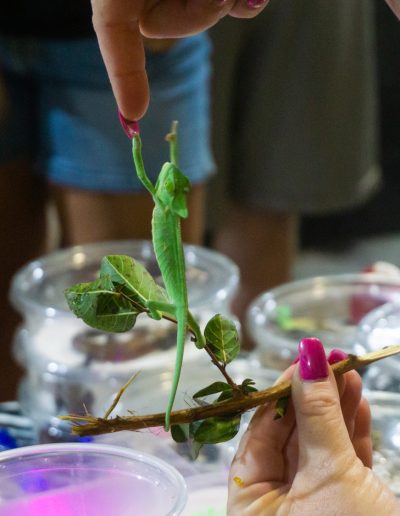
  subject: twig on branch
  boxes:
[61,345,400,437]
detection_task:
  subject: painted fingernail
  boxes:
[298,337,328,381]
[118,110,139,139]
[291,356,300,365]
[247,0,268,8]
[327,348,348,365]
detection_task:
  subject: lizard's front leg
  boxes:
[146,300,176,320]
[148,300,205,348]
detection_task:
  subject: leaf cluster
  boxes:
[170,314,259,456]
[65,255,169,332]
[65,256,262,448]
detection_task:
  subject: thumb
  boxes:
[291,338,356,474]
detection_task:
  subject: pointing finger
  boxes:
[91,0,149,121]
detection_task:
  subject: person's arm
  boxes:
[91,0,269,121]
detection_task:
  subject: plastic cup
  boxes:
[247,273,400,370]
[355,301,400,392]
[0,443,187,515]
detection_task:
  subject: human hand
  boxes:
[386,0,400,18]
[228,338,400,515]
[91,0,269,121]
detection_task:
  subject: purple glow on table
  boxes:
[0,473,166,516]
[0,444,186,516]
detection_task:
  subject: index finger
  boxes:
[385,0,400,18]
[91,0,149,121]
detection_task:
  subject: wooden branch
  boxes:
[62,345,400,437]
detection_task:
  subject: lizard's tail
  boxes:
[165,305,187,430]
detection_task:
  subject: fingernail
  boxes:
[327,348,348,365]
[118,110,139,139]
[247,0,268,8]
[298,337,328,381]
[291,356,299,365]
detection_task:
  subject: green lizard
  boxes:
[132,121,205,430]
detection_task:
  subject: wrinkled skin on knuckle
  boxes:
[298,383,340,419]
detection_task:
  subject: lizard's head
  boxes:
[155,163,191,218]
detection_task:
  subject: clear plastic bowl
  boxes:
[9,240,239,438]
[10,240,239,327]
[355,302,400,392]
[246,274,400,370]
[10,240,239,374]
[94,357,279,475]
[19,356,278,445]
[101,356,279,416]
[364,390,400,497]
[0,442,187,515]
[355,301,400,354]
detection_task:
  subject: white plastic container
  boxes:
[365,390,400,497]
[247,274,400,370]
[20,354,277,449]
[95,358,279,478]
[0,443,187,515]
[355,302,400,392]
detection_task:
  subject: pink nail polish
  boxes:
[247,0,268,8]
[291,356,299,365]
[118,110,140,139]
[327,348,348,365]
[298,337,328,381]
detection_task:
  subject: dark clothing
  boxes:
[0,1,93,38]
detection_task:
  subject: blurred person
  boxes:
[210,0,381,347]
[0,4,237,400]
[0,0,267,400]
[302,0,400,246]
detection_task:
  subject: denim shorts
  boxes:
[0,34,215,192]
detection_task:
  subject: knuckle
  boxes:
[298,384,340,418]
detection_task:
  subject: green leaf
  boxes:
[193,416,241,444]
[274,396,290,420]
[65,276,138,332]
[204,314,240,364]
[216,390,235,402]
[100,255,169,311]
[189,440,203,460]
[241,378,256,387]
[241,378,258,394]
[171,424,190,443]
[171,422,203,459]
[193,381,233,399]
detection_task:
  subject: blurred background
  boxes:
[208,0,400,279]
[1,1,400,512]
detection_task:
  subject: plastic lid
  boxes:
[247,273,400,354]
[10,240,239,319]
